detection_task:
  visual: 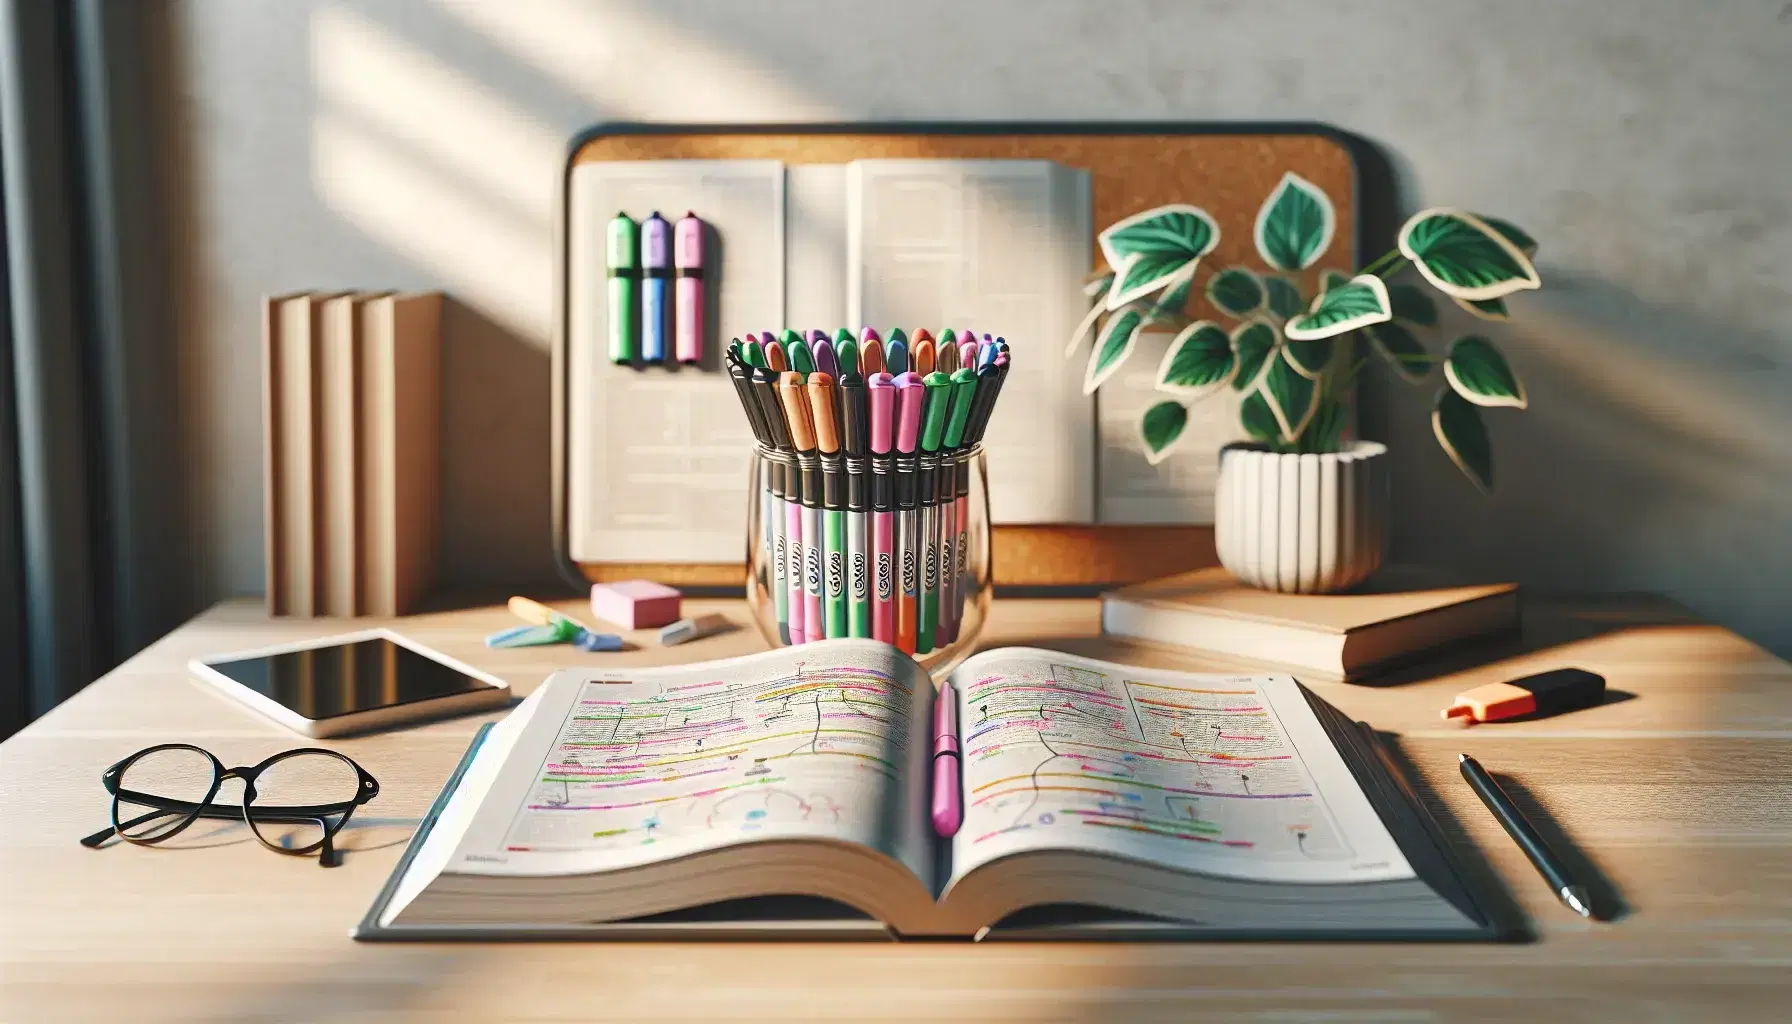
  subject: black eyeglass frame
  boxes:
[79,743,380,867]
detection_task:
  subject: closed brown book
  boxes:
[264,293,323,617]
[318,294,368,616]
[1101,566,1519,680]
[359,292,442,616]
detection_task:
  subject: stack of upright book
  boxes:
[262,292,442,617]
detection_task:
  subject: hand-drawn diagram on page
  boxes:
[958,657,1355,871]
[502,661,915,855]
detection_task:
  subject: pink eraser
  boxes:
[589,580,682,629]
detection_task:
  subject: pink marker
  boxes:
[868,372,896,645]
[957,340,977,373]
[859,326,881,345]
[893,372,924,656]
[931,678,962,836]
[673,212,705,363]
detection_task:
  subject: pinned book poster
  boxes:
[263,291,441,617]
[559,128,1358,586]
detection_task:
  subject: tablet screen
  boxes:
[204,637,501,721]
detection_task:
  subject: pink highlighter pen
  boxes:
[931,679,963,837]
[868,373,896,645]
[673,212,705,364]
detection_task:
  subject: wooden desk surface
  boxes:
[4,595,1792,1022]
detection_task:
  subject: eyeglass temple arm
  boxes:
[81,807,348,849]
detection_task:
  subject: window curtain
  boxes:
[0,0,188,738]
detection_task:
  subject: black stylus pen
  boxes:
[1459,754,1592,918]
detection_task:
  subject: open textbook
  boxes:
[566,158,1240,566]
[358,643,1497,941]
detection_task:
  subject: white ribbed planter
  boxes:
[1214,441,1389,594]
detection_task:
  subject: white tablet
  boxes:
[189,629,512,738]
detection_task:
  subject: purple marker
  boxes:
[814,337,839,378]
[640,212,671,363]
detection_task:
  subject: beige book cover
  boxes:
[319,294,367,616]
[264,293,321,617]
[1102,566,1519,680]
[359,292,441,616]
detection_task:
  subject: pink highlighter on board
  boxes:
[673,212,705,364]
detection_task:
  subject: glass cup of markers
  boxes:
[745,443,992,676]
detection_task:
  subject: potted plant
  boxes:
[1072,174,1536,593]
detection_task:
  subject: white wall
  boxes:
[169,0,1792,652]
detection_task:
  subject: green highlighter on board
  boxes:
[606,212,638,363]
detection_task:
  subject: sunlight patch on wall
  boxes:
[310,5,556,343]
[436,0,839,119]
[313,109,551,343]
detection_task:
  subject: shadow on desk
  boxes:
[1491,773,1631,922]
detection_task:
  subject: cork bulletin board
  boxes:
[553,123,1358,592]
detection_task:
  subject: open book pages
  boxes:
[381,643,1474,938]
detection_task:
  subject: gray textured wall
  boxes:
[168,0,1792,652]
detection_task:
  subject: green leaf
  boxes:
[1365,321,1433,382]
[1320,270,1351,295]
[1109,251,1197,310]
[1143,267,1197,326]
[1476,214,1538,257]
[1263,275,1303,319]
[1229,317,1278,392]
[1065,300,1106,357]
[1283,336,1333,379]
[1261,356,1319,441]
[1454,295,1509,321]
[1139,400,1191,465]
[1386,283,1438,327]
[1398,208,1541,301]
[1240,390,1279,442]
[1285,274,1392,340]
[1099,204,1220,308]
[1082,308,1144,394]
[1084,270,1116,299]
[1154,321,1235,396]
[1444,335,1526,408]
[1253,171,1335,271]
[1432,389,1494,492]
[1206,267,1264,317]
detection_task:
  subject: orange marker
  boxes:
[862,338,885,375]
[913,332,936,376]
[1442,669,1606,724]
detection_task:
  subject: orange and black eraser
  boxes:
[1442,668,1606,724]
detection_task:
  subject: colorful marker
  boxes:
[892,371,924,656]
[749,366,793,644]
[807,373,846,640]
[673,211,704,363]
[785,329,815,375]
[862,335,885,375]
[939,367,978,644]
[887,336,909,375]
[868,372,897,645]
[916,371,951,654]
[913,330,936,377]
[840,371,871,639]
[640,211,671,363]
[779,372,818,644]
[837,337,860,377]
[605,212,638,363]
[936,331,959,374]
[742,337,765,368]
[958,338,978,372]
[814,337,839,379]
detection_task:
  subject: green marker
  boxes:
[942,368,978,449]
[916,371,951,654]
[837,338,859,377]
[742,338,766,368]
[783,328,815,375]
[888,327,908,345]
[605,212,638,363]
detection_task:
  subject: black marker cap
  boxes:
[750,367,791,451]
[821,454,843,511]
[873,455,894,512]
[728,357,770,445]
[840,372,868,458]
[846,457,867,512]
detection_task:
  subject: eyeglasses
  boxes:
[80,744,380,867]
